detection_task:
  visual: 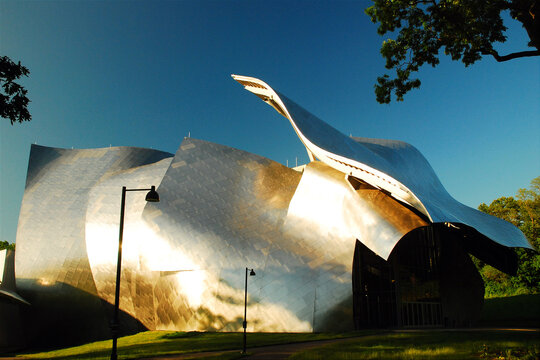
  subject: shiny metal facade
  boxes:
[232,75,532,254]
[16,145,173,293]
[14,145,174,345]
[8,76,531,347]
[138,138,363,332]
[13,139,378,342]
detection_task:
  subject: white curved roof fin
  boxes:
[232,74,431,220]
[231,74,289,118]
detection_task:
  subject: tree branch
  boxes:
[408,0,436,5]
[485,49,540,62]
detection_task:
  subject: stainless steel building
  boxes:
[3,76,532,347]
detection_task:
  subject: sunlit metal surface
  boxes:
[232,75,532,252]
[13,139,378,345]
[285,161,427,260]
[14,144,173,345]
[141,138,336,332]
[85,155,174,330]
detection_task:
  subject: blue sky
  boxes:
[1,0,539,244]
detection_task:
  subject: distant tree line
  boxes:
[476,176,540,297]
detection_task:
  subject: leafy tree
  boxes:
[0,240,15,251]
[1,56,31,124]
[477,176,540,297]
[365,0,540,103]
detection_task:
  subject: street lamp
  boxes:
[110,185,159,360]
[242,267,256,354]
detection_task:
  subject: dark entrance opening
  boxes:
[352,224,484,329]
[390,226,443,328]
[352,240,396,328]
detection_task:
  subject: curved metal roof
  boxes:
[232,74,531,250]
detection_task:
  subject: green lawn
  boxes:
[479,294,540,328]
[13,331,355,360]
[9,329,540,360]
[12,330,540,360]
[9,295,539,360]
[288,330,540,360]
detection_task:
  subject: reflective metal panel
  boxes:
[232,75,531,252]
[85,155,173,330]
[285,161,427,259]
[142,138,334,332]
[13,139,370,340]
[14,144,173,345]
[16,144,173,292]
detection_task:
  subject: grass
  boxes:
[13,331,356,360]
[13,330,540,360]
[288,330,540,360]
[10,294,540,359]
[479,294,540,328]
[10,329,540,360]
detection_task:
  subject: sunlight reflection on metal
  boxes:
[232,74,531,251]
[285,161,427,259]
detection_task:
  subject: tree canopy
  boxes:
[0,240,15,251]
[365,0,540,103]
[0,56,31,124]
[477,177,539,297]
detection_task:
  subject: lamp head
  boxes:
[249,269,256,276]
[145,185,160,202]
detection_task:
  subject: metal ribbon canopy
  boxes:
[231,74,532,255]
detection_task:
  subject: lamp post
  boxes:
[242,267,256,354]
[110,185,159,360]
